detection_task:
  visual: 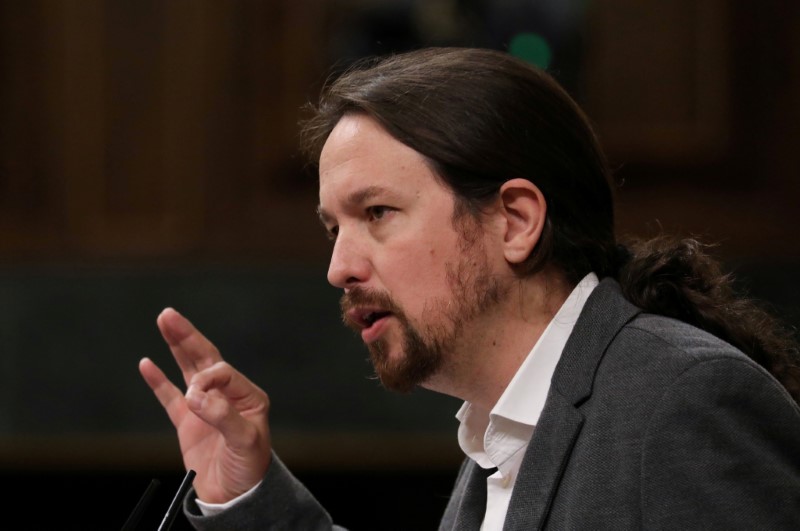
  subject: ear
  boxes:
[497,178,546,265]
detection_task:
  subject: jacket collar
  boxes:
[503,277,641,530]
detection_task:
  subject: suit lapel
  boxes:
[504,278,641,530]
[504,391,583,531]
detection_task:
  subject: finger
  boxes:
[139,356,189,429]
[156,307,224,384]
[186,362,270,448]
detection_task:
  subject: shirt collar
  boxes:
[456,273,599,465]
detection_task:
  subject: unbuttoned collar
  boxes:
[456,272,600,472]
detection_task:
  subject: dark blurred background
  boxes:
[1,1,798,529]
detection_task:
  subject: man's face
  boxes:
[317,114,504,393]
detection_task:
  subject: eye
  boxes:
[325,225,338,241]
[366,205,393,222]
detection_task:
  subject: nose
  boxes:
[327,230,370,289]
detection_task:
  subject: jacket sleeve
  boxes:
[183,452,348,531]
[641,357,800,530]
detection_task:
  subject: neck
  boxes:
[423,269,572,410]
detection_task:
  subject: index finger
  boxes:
[157,307,224,386]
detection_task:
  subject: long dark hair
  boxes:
[299,47,799,403]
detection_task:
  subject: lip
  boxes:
[345,307,392,343]
[360,314,391,343]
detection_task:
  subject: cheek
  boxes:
[381,242,455,310]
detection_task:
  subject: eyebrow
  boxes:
[317,185,390,225]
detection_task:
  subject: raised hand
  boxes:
[139,308,272,504]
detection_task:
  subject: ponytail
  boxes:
[614,235,800,403]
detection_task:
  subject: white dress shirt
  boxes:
[455,273,599,530]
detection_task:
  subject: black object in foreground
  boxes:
[120,469,196,531]
[121,478,161,531]
[158,469,196,531]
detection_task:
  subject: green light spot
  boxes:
[509,32,552,69]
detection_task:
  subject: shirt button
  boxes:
[501,474,512,488]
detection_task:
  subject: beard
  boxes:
[340,218,503,393]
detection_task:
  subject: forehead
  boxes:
[317,114,449,214]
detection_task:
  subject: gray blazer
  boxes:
[185,278,800,530]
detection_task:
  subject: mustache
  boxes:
[340,287,400,315]
[340,288,400,331]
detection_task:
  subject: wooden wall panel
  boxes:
[199,0,329,260]
[0,1,68,254]
[583,0,731,163]
[0,0,328,262]
[583,1,800,260]
[56,0,179,256]
[0,1,797,263]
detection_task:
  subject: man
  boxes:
[139,47,800,529]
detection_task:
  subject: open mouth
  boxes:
[363,310,391,327]
[348,308,392,329]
